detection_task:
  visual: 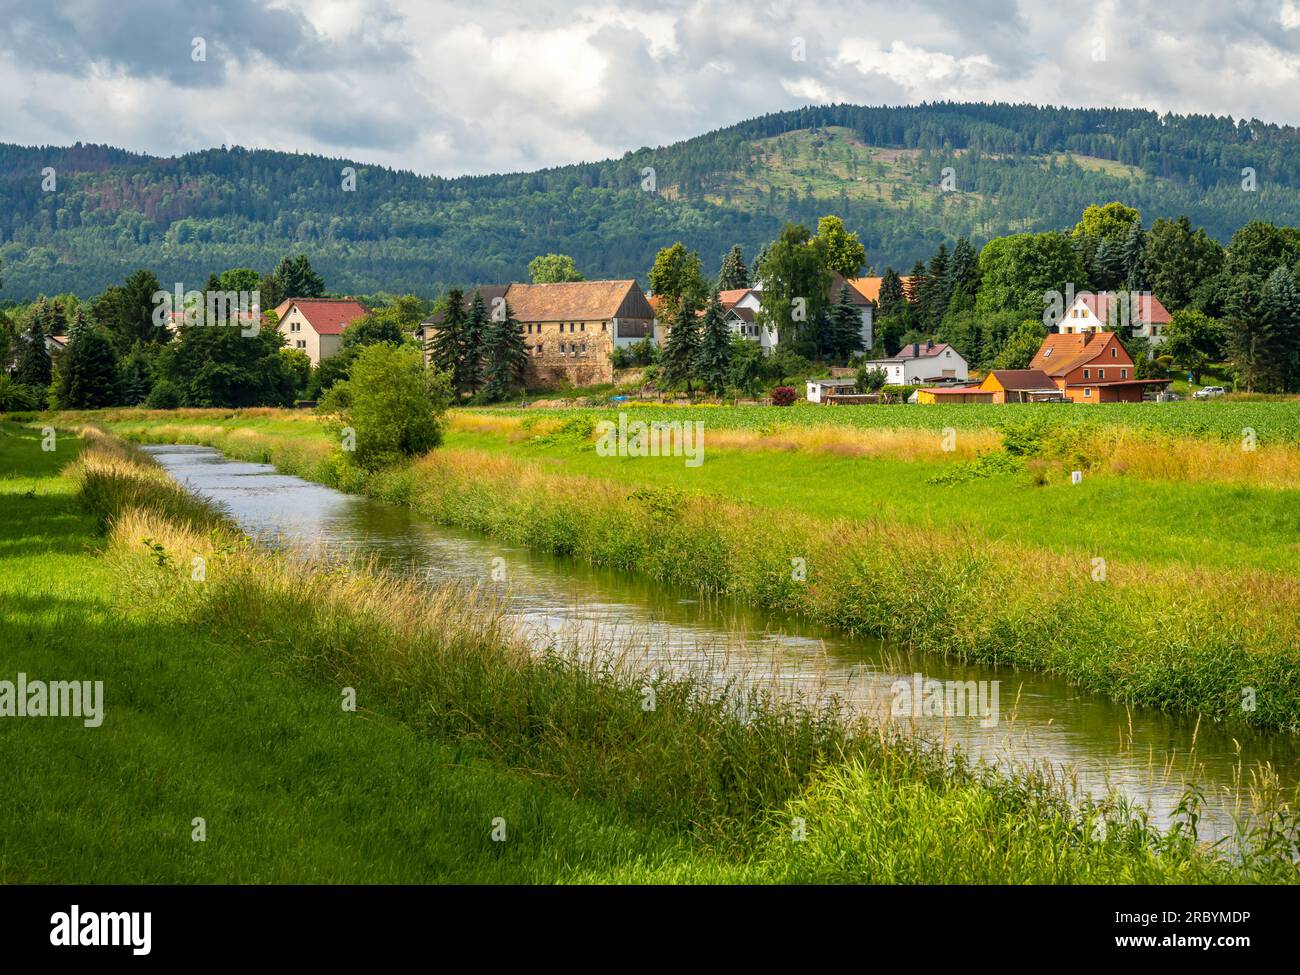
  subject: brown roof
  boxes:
[880,341,957,362]
[726,306,756,323]
[275,298,369,335]
[421,285,511,327]
[508,280,644,322]
[988,369,1059,391]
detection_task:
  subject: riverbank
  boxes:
[2,420,1296,882]
[80,408,1300,733]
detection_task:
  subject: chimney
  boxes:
[911,342,920,358]
[925,339,934,351]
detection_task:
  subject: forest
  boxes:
[5,102,1300,301]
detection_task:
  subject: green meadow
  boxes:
[2,419,1297,883]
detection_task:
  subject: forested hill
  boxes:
[5,101,1300,301]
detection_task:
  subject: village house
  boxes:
[848,274,917,305]
[667,273,874,355]
[860,340,968,385]
[1058,292,1172,346]
[1030,330,1168,402]
[414,285,510,367]
[274,298,369,365]
[419,280,655,389]
[805,377,861,403]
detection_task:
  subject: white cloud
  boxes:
[1,0,1298,176]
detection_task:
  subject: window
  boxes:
[1083,368,1090,378]
[602,322,607,331]
[580,323,586,332]
[296,339,306,349]
[580,342,587,355]
[1099,369,1105,379]
[1084,388,1091,397]
[1111,347,1117,358]
[1121,368,1128,378]
[1043,348,1052,358]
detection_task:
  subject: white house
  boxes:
[717,273,874,355]
[1058,292,1172,346]
[274,298,369,365]
[860,341,968,385]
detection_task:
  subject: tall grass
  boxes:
[69,428,1300,882]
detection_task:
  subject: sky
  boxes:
[3,0,1300,177]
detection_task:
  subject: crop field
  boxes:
[492,401,1300,444]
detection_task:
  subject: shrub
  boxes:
[320,344,453,470]
[145,379,184,410]
[0,376,43,412]
[770,386,798,406]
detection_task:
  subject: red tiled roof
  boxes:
[1031,331,1130,377]
[848,275,915,304]
[1074,292,1171,325]
[275,299,369,335]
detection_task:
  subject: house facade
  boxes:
[1030,330,1167,402]
[860,341,968,385]
[419,280,655,389]
[274,298,369,365]
[1058,292,1172,346]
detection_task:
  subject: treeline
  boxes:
[874,204,1300,393]
[7,103,1300,300]
[0,253,434,411]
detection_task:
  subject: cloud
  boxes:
[0,0,1298,176]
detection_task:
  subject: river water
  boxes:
[146,444,1298,843]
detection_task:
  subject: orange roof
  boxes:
[1031,330,1131,377]
[718,288,755,309]
[982,369,1059,392]
[275,298,369,335]
[848,275,915,304]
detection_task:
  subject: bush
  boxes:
[770,386,798,406]
[145,379,184,410]
[0,377,43,413]
[321,344,453,470]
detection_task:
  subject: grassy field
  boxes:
[3,419,1297,882]
[66,406,1300,733]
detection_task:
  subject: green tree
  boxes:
[662,301,701,393]
[342,312,406,350]
[813,215,866,278]
[648,242,707,318]
[460,289,490,393]
[14,317,52,390]
[991,319,1047,370]
[944,237,979,315]
[717,245,750,290]
[757,222,830,356]
[481,301,528,402]
[918,243,950,328]
[273,254,326,300]
[528,253,584,284]
[55,314,120,409]
[693,292,732,396]
[1163,310,1226,383]
[877,268,906,318]
[320,344,451,470]
[976,232,1085,320]
[157,320,297,407]
[428,288,466,389]
[1146,216,1225,312]
[827,284,866,362]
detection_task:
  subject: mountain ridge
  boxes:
[4,101,1300,301]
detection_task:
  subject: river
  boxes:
[146,443,1299,843]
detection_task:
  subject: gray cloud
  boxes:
[0,0,1298,175]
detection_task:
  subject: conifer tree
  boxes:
[718,245,750,290]
[828,284,865,361]
[15,316,52,390]
[662,300,701,394]
[481,301,528,402]
[56,311,120,408]
[693,292,732,396]
[428,288,465,393]
[461,288,490,393]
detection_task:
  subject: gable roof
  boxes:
[275,298,369,335]
[984,369,1059,392]
[848,275,916,304]
[420,285,511,328]
[507,279,648,322]
[1072,292,1172,326]
[1031,330,1131,377]
[876,341,959,363]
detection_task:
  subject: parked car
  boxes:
[1193,385,1226,399]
